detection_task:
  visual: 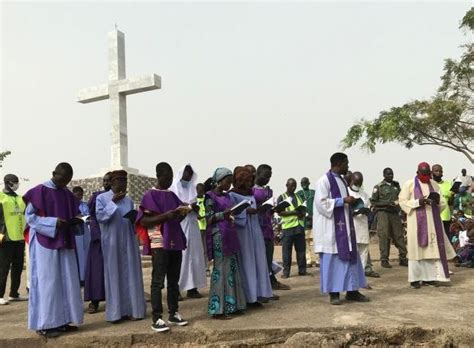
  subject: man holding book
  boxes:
[313,153,368,305]
[277,178,308,278]
[297,177,317,268]
[398,162,456,289]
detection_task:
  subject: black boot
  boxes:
[186,288,202,299]
[345,291,370,302]
[329,292,341,305]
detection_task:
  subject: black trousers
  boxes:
[151,248,182,322]
[0,241,25,298]
[281,229,306,276]
[264,239,278,285]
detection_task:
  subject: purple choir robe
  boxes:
[24,180,84,330]
[252,186,274,240]
[136,189,187,252]
[84,191,106,302]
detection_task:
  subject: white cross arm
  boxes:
[119,74,161,96]
[77,84,109,104]
[76,74,161,104]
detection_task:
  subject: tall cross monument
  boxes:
[77,30,161,174]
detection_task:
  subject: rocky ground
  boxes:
[0,242,472,347]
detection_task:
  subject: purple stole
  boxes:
[413,177,449,278]
[326,172,358,263]
[23,184,80,250]
[252,186,274,240]
[136,190,187,251]
[87,191,105,242]
[206,190,241,260]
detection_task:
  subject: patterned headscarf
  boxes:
[212,167,232,184]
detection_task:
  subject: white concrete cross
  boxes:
[77,30,161,174]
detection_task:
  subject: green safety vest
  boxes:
[280,193,304,229]
[196,197,207,230]
[438,180,453,221]
[0,192,26,241]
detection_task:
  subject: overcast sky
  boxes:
[1,1,472,195]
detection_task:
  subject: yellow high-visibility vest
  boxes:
[280,193,304,230]
[0,192,26,241]
[196,197,207,230]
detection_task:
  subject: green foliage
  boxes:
[342,8,474,164]
[460,7,474,31]
[0,151,11,168]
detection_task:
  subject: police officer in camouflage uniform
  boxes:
[370,168,408,268]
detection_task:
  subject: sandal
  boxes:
[88,302,99,314]
[212,314,233,320]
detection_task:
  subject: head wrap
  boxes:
[417,162,432,184]
[233,166,253,194]
[212,167,232,184]
[170,164,198,203]
[110,170,128,181]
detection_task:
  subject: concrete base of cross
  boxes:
[92,166,140,176]
[70,172,156,205]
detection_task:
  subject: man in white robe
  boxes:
[399,162,456,288]
[348,171,379,279]
[170,164,207,299]
[313,153,368,305]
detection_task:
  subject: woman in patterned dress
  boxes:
[205,168,246,319]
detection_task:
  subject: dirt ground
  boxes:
[0,242,473,347]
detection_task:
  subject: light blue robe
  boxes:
[229,192,273,303]
[26,181,84,331]
[314,173,367,294]
[319,253,367,293]
[96,191,146,321]
[75,201,90,282]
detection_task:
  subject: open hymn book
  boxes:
[67,215,90,226]
[259,196,293,213]
[230,200,252,215]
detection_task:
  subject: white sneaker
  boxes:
[168,312,188,326]
[151,318,170,332]
[8,295,28,301]
[0,298,9,305]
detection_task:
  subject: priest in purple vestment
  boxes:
[24,162,84,338]
[84,172,111,313]
[313,153,368,305]
[398,162,456,288]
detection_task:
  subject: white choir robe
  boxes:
[170,165,207,292]
[348,186,370,269]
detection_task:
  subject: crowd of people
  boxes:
[0,154,472,338]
